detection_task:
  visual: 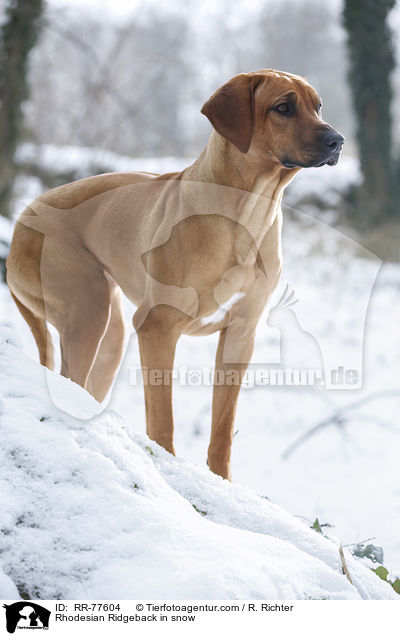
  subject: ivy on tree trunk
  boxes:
[343,0,396,228]
[0,0,43,219]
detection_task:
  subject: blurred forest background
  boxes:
[0,0,399,255]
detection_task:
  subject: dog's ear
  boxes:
[201,74,263,153]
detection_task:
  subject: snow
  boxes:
[0,567,20,600]
[0,340,396,599]
[285,155,361,212]
[16,143,189,180]
[0,216,12,260]
[1,149,399,599]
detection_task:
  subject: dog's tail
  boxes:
[10,291,55,371]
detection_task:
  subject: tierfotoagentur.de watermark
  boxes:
[127,365,359,389]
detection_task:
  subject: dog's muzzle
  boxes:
[318,129,345,167]
[282,129,345,169]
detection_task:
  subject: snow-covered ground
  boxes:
[0,341,397,600]
[0,151,399,599]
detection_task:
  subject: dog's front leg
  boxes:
[208,323,255,481]
[137,306,183,455]
[208,270,276,480]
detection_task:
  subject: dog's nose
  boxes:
[323,130,345,152]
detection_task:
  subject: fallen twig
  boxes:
[339,545,353,585]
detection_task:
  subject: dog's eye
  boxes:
[318,103,322,114]
[275,103,290,114]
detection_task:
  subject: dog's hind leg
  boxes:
[7,218,55,370]
[56,270,111,393]
[85,282,125,402]
[9,291,55,370]
[7,215,114,398]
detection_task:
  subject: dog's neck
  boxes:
[182,131,300,235]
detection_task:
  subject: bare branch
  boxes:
[282,390,400,460]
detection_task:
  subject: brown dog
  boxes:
[6,69,343,480]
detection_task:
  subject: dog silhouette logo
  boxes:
[3,602,50,633]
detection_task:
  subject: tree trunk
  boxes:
[343,0,395,228]
[0,0,43,219]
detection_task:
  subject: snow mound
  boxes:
[0,341,396,600]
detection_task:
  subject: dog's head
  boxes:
[201,69,344,169]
